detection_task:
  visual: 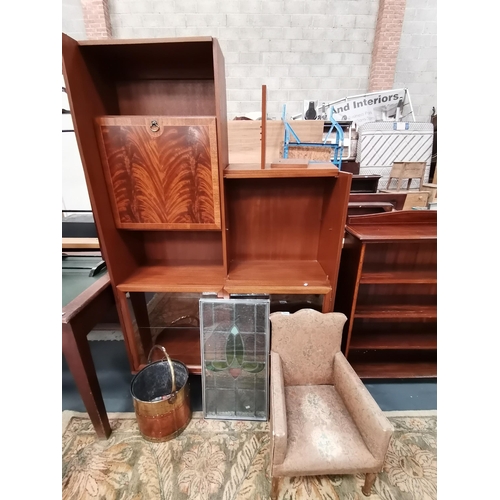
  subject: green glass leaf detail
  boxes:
[226,332,235,366]
[234,330,244,367]
[206,325,260,375]
[241,361,265,373]
[205,360,228,372]
[226,325,245,368]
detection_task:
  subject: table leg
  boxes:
[62,323,111,439]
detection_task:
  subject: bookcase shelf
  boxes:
[225,260,331,295]
[349,332,437,350]
[349,361,437,379]
[116,265,225,293]
[359,270,437,284]
[353,305,437,319]
[224,163,339,178]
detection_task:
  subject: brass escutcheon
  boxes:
[150,120,160,132]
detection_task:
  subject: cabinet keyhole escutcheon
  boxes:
[150,120,160,133]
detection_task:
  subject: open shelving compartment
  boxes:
[224,171,351,309]
[335,211,437,379]
[62,35,229,371]
[347,316,437,378]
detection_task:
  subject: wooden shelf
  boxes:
[118,262,333,294]
[144,326,201,374]
[359,270,437,284]
[345,211,437,242]
[224,163,339,178]
[349,332,437,350]
[347,225,436,241]
[349,192,407,211]
[354,305,437,319]
[350,361,437,379]
[225,260,331,294]
[117,265,224,293]
[348,345,437,378]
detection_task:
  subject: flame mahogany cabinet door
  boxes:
[95,116,221,230]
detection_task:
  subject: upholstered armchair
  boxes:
[269,309,394,498]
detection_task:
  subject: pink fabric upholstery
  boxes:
[273,385,380,477]
[269,309,347,386]
[269,309,394,491]
[270,351,287,467]
[333,352,393,463]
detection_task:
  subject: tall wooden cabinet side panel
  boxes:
[213,38,230,273]
[317,171,352,311]
[334,235,365,354]
[62,34,140,285]
[62,34,141,370]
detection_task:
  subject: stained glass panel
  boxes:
[200,297,270,420]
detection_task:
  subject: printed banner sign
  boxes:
[301,89,414,126]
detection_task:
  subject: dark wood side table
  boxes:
[62,258,116,439]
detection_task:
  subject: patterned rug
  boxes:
[62,410,436,500]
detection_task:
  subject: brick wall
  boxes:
[393,0,437,121]
[368,0,406,92]
[81,0,112,39]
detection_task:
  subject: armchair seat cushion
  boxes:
[274,385,381,477]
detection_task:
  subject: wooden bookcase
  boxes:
[223,165,351,303]
[334,211,437,379]
[62,34,351,373]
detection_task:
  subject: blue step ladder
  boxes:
[282,105,344,169]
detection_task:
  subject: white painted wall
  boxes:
[62,82,91,210]
[62,0,87,40]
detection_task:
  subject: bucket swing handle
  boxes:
[148,345,177,394]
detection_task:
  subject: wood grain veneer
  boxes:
[96,116,221,230]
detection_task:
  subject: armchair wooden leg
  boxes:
[362,473,377,496]
[271,477,280,500]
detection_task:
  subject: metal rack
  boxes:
[282,105,344,169]
[323,120,357,162]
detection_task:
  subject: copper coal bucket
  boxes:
[130,345,191,442]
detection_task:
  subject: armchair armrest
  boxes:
[333,352,394,463]
[270,351,287,466]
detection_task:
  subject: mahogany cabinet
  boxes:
[62,34,351,373]
[334,211,437,379]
